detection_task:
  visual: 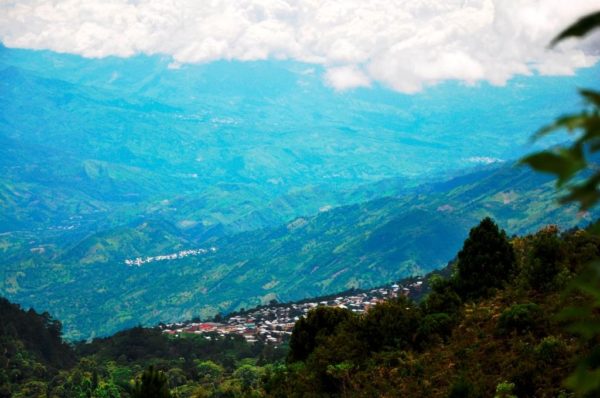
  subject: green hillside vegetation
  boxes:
[268,219,600,397]
[0,60,456,239]
[2,39,597,340]
[2,218,599,397]
[2,162,595,339]
[0,301,285,397]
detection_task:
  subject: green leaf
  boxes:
[565,366,600,394]
[565,320,600,339]
[520,149,585,186]
[560,172,600,210]
[533,113,588,140]
[556,306,593,321]
[581,116,600,143]
[580,89,600,108]
[551,11,600,47]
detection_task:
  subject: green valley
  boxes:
[2,219,599,397]
[1,161,594,339]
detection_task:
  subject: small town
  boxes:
[124,247,218,266]
[159,278,424,344]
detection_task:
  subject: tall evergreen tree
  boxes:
[456,217,515,299]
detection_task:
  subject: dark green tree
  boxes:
[195,360,224,387]
[130,366,171,398]
[305,315,368,394]
[233,364,261,392]
[526,228,567,291]
[421,274,462,316]
[360,295,421,351]
[496,303,544,336]
[456,217,516,299]
[416,313,454,347]
[287,306,354,362]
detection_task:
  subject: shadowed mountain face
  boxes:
[1,46,599,339]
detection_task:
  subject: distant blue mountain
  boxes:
[1,45,598,233]
[1,45,599,338]
[2,159,597,339]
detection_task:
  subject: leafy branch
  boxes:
[522,10,600,395]
[521,90,600,209]
[521,12,600,210]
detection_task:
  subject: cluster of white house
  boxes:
[159,279,424,345]
[124,247,217,266]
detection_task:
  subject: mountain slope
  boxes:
[1,162,594,339]
[2,45,599,238]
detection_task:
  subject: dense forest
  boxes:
[2,217,600,397]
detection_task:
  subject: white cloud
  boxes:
[325,66,371,90]
[467,156,503,164]
[1,0,598,92]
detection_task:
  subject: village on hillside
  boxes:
[124,247,218,266]
[159,278,425,345]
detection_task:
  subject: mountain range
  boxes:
[1,45,599,339]
[2,159,594,339]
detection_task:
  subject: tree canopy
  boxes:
[456,217,515,299]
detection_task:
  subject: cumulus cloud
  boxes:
[325,66,371,90]
[0,0,599,92]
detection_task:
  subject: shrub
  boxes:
[535,336,566,364]
[448,376,482,398]
[509,361,537,398]
[494,381,517,398]
[497,303,543,335]
[417,313,454,346]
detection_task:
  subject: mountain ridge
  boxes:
[2,160,595,339]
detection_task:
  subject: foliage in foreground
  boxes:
[2,218,600,397]
[0,305,285,398]
[270,220,600,397]
[520,9,600,395]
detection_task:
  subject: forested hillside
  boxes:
[2,219,599,397]
[2,39,598,340]
[2,161,595,339]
